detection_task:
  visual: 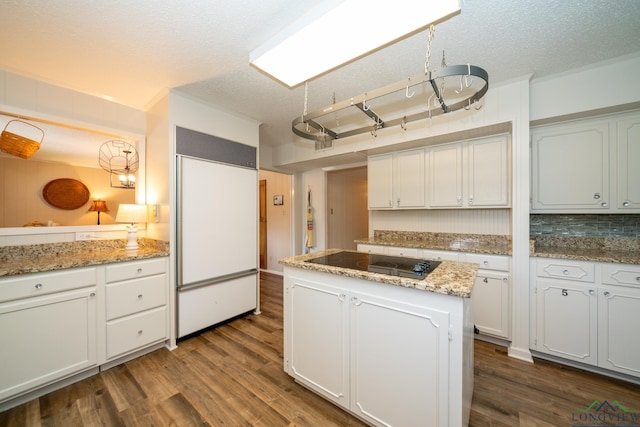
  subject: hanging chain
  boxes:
[332,92,340,133]
[424,24,435,75]
[303,81,310,132]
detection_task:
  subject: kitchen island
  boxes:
[280,249,478,427]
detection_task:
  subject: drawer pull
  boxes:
[138,294,143,299]
[138,330,143,335]
[562,269,570,275]
[603,291,611,297]
[90,292,96,297]
[35,283,43,289]
[483,261,489,266]
[137,268,143,273]
[589,289,595,296]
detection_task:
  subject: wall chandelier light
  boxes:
[292,25,489,147]
[98,140,139,189]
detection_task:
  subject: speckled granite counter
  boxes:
[530,236,640,265]
[354,231,512,255]
[0,239,170,277]
[279,248,478,298]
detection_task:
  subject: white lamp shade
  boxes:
[115,204,148,224]
[249,0,461,87]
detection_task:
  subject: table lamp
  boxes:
[115,204,147,251]
[88,199,109,225]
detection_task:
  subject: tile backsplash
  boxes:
[530,214,640,238]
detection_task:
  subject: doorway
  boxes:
[327,166,368,250]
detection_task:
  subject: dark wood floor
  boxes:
[2,272,639,426]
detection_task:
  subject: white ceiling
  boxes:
[1,0,639,157]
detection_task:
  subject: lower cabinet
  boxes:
[0,256,169,408]
[284,270,471,427]
[531,258,640,378]
[0,268,98,403]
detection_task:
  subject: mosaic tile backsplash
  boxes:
[530,214,640,238]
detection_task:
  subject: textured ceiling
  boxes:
[1,0,639,152]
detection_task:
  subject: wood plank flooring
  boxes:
[2,272,639,426]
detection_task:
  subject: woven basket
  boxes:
[0,120,44,159]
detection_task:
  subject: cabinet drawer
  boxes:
[105,258,167,283]
[601,263,640,287]
[106,306,167,359]
[536,259,595,282]
[420,249,459,261]
[106,275,167,320]
[464,253,510,272]
[357,244,387,254]
[0,268,97,303]
[387,247,419,257]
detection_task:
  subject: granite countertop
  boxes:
[279,249,478,298]
[0,239,170,277]
[530,236,640,265]
[354,231,512,256]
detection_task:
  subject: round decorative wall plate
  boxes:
[42,178,90,210]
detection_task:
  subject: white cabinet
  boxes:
[0,268,98,402]
[464,253,510,340]
[368,148,425,209]
[428,136,510,208]
[349,290,450,427]
[532,258,640,377]
[286,279,349,408]
[356,244,387,254]
[104,258,169,362]
[616,115,640,210]
[531,112,640,213]
[284,270,470,427]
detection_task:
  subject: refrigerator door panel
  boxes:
[178,155,258,287]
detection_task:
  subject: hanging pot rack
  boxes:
[292,64,488,143]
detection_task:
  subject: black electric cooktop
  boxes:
[304,251,441,280]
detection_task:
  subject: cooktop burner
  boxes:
[304,251,441,280]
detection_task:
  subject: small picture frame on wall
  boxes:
[273,195,284,206]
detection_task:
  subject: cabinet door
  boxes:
[0,288,97,401]
[535,280,597,365]
[394,148,425,208]
[598,285,640,376]
[429,143,462,208]
[467,136,509,207]
[286,279,350,408]
[368,154,393,208]
[531,122,610,211]
[473,273,510,339]
[616,116,640,210]
[350,292,450,427]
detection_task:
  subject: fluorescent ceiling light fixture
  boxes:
[250,0,461,88]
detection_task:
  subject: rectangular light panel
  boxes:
[250,0,461,88]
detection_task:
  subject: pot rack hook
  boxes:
[464,99,472,111]
[405,78,415,98]
[464,64,474,87]
[474,99,483,110]
[362,93,370,111]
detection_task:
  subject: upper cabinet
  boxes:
[531,111,640,213]
[428,135,510,208]
[368,148,425,209]
[616,115,640,210]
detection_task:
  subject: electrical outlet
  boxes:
[75,232,94,241]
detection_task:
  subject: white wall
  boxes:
[259,169,292,274]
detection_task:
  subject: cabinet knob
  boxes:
[137,268,143,273]
[483,261,489,266]
[593,193,601,200]
[601,201,608,207]
[562,269,570,275]
[90,292,96,297]
[483,277,488,283]
[468,196,474,205]
[138,330,143,335]
[388,200,392,207]
[603,291,611,296]
[589,289,595,295]
[138,294,143,299]
[456,196,462,206]
[396,198,400,207]
[622,201,631,207]
[35,283,43,289]
[636,276,640,282]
